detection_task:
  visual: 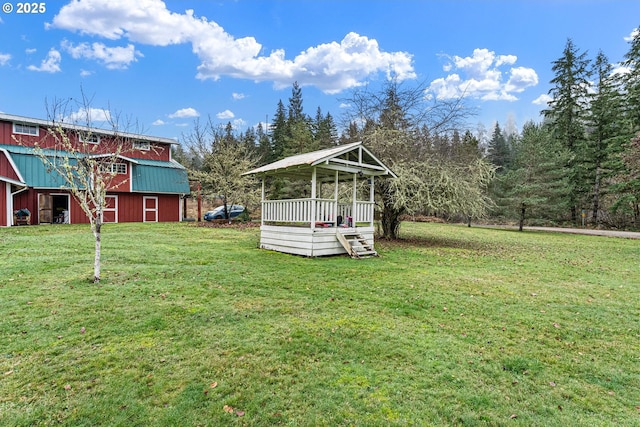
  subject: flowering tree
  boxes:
[15,96,135,282]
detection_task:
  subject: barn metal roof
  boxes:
[243,141,396,180]
[0,144,190,194]
[0,112,178,145]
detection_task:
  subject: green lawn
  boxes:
[0,222,638,426]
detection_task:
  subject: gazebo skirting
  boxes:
[260,225,375,257]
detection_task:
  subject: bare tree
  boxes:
[14,94,138,282]
[341,80,493,239]
[182,118,259,220]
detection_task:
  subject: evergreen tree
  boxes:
[288,81,304,121]
[313,107,338,148]
[611,133,640,227]
[621,27,640,132]
[543,38,591,223]
[255,122,271,164]
[270,100,288,160]
[487,122,511,171]
[586,51,627,226]
[498,122,571,229]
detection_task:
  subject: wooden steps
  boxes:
[336,231,378,258]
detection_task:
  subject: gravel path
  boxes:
[479,225,640,239]
[523,226,640,239]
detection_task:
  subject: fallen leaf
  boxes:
[509,414,517,419]
[4,370,13,376]
[235,410,245,417]
[210,382,218,388]
[80,327,86,334]
[64,384,71,390]
[553,323,560,328]
[223,405,234,414]
[443,307,448,311]
[608,391,615,396]
[549,381,556,387]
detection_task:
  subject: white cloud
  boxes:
[532,94,552,105]
[232,118,246,128]
[427,48,538,102]
[624,28,638,42]
[216,109,235,119]
[232,92,246,100]
[62,40,141,69]
[612,64,630,76]
[152,119,165,125]
[65,107,112,124]
[80,69,93,77]
[25,48,37,54]
[0,53,10,66]
[168,107,199,118]
[49,0,415,93]
[27,48,62,73]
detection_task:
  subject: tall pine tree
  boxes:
[586,51,626,226]
[544,38,591,223]
[487,122,511,172]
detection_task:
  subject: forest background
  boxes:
[174,33,640,232]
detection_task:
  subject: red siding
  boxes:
[10,188,181,225]
[0,151,20,181]
[0,183,7,226]
[0,119,173,162]
[107,167,130,192]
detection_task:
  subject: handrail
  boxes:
[262,198,373,226]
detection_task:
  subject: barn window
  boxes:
[133,140,150,151]
[13,122,39,136]
[101,163,127,174]
[79,132,100,144]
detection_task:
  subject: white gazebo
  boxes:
[243,141,396,257]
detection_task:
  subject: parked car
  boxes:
[203,205,245,221]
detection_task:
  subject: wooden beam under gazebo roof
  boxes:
[243,141,396,180]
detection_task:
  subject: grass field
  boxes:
[0,222,638,426]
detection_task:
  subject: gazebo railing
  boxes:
[262,198,374,226]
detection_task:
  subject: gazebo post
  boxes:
[334,170,339,226]
[310,167,317,230]
[369,175,375,228]
[352,173,357,228]
[261,177,265,226]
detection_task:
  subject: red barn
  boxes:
[0,113,190,226]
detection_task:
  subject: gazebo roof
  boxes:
[243,141,396,180]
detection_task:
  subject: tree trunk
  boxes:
[380,202,402,240]
[93,220,101,283]
[519,202,525,232]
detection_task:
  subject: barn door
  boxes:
[38,193,53,224]
[143,196,158,222]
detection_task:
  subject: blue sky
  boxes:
[0,0,638,142]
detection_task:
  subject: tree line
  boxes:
[176,29,640,233]
[489,32,640,229]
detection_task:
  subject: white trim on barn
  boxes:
[243,141,395,257]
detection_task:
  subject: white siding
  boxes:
[259,225,375,257]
